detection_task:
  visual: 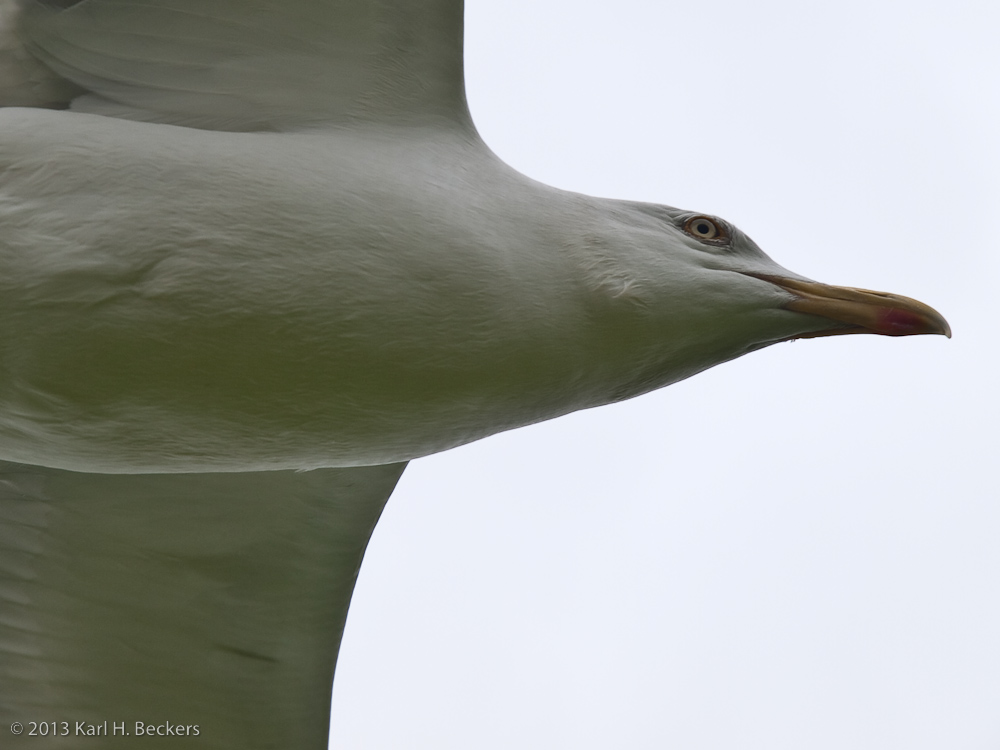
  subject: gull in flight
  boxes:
[0,1,949,748]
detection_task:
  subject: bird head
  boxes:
[568,200,950,404]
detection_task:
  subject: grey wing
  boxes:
[0,0,79,106]
[0,459,406,749]
[0,0,468,130]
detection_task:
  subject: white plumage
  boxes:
[0,2,949,748]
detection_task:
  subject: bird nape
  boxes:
[0,1,948,749]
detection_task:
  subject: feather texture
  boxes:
[2,0,468,130]
[0,459,406,748]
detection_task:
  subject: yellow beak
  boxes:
[748,274,952,339]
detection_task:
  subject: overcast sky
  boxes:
[331,1,999,748]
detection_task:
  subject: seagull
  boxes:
[0,1,949,748]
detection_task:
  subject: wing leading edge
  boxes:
[1,0,470,131]
[0,460,407,749]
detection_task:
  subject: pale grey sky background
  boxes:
[331,1,998,747]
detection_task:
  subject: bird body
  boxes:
[0,107,817,473]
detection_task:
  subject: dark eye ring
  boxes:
[683,216,727,243]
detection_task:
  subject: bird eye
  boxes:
[683,216,727,243]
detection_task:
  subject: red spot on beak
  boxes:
[877,308,932,336]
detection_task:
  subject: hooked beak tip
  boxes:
[745,273,952,340]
